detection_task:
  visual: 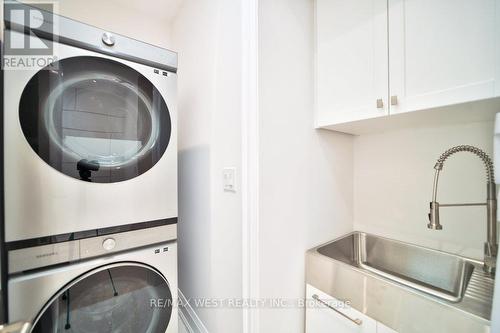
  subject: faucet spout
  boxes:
[428,145,497,276]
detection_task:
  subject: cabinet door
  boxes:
[306,284,377,333]
[315,0,389,126]
[388,0,500,114]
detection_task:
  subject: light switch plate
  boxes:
[223,167,236,192]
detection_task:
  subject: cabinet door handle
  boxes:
[376,98,384,109]
[390,95,398,106]
[312,294,363,326]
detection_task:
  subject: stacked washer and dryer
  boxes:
[2,2,178,332]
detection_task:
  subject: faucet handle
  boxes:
[428,201,443,230]
[483,242,497,275]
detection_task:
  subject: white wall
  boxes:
[258,0,354,332]
[171,0,243,332]
[354,121,495,259]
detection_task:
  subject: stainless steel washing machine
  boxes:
[3,2,178,244]
[7,225,178,333]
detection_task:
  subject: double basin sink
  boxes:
[316,232,475,302]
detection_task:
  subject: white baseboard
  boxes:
[178,289,209,333]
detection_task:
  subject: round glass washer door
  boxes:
[31,263,173,333]
[19,56,172,183]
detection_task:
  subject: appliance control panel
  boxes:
[8,224,177,274]
[8,241,79,274]
[80,225,176,259]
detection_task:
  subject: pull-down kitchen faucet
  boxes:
[428,145,498,275]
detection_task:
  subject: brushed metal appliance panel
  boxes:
[9,240,80,273]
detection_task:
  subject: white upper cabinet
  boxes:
[315,0,389,126]
[388,0,500,114]
[315,0,500,132]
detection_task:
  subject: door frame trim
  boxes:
[241,0,259,332]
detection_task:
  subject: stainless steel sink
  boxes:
[317,232,475,302]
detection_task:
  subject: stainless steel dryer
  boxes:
[7,225,178,333]
[3,2,178,243]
